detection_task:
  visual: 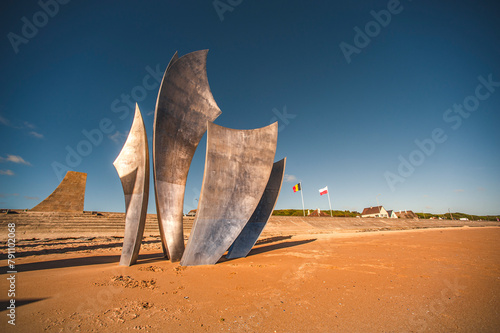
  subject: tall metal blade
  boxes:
[113,104,149,266]
[153,50,221,262]
[226,157,286,259]
[181,122,278,266]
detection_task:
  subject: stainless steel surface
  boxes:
[113,104,150,266]
[153,50,222,262]
[180,122,278,266]
[226,157,286,259]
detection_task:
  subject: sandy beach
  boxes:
[1,226,499,332]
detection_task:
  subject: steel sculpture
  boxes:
[153,50,222,262]
[180,122,278,266]
[31,171,87,212]
[113,104,150,266]
[226,158,286,259]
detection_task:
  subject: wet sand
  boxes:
[1,227,499,332]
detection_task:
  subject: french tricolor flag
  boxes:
[319,186,328,196]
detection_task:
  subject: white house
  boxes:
[386,210,398,218]
[361,206,389,218]
[395,210,418,219]
[186,209,197,217]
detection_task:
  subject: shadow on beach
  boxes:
[0,252,165,273]
[0,298,47,312]
[1,236,316,272]
[0,238,161,257]
[247,238,316,257]
[219,238,317,263]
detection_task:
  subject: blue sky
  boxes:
[1,0,499,215]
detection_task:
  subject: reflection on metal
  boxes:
[180,122,278,266]
[153,50,221,262]
[226,158,286,259]
[113,104,149,266]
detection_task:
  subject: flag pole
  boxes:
[300,182,305,216]
[326,189,333,217]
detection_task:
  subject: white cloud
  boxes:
[24,121,36,129]
[0,115,43,135]
[0,115,12,127]
[109,131,128,144]
[0,154,31,166]
[0,193,19,197]
[0,169,14,176]
[284,174,297,183]
[0,115,24,129]
[147,111,154,116]
[29,131,44,139]
[0,116,44,140]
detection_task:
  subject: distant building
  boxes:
[395,210,418,219]
[186,209,197,217]
[386,210,398,218]
[361,206,389,218]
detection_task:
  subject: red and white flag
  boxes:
[319,186,328,196]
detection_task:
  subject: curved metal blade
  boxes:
[181,122,278,266]
[226,157,286,259]
[113,104,150,266]
[153,50,222,262]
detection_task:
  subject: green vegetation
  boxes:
[273,209,498,221]
[329,210,360,217]
[273,209,360,217]
[272,209,307,216]
[415,212,499,221]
